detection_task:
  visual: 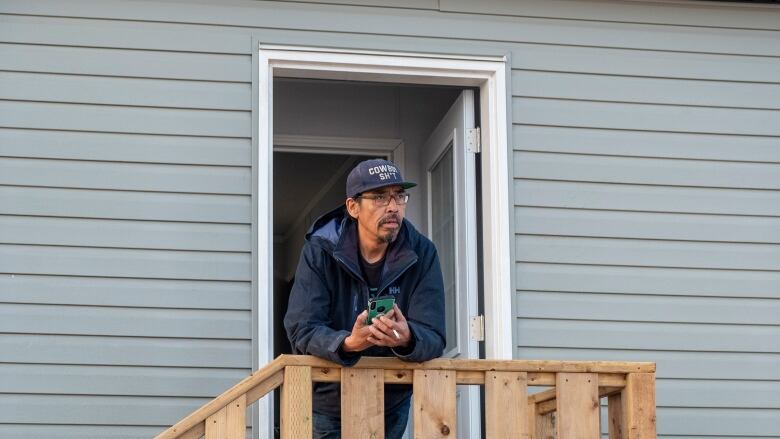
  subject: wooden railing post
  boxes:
[556,373,599,439]
[413,370,457,438]
[281,365,312,439]
[486,371,530,438]
[621,373,656,439]
[204,394,246,439]
[608,393,624,439]
[342,368,385,438]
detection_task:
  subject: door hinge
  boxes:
[466,127,481,153]
[470,314,485,342]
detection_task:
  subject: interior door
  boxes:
[422,90,480,439]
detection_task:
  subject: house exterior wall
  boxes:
[0,0,778,438]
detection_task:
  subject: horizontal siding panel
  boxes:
[0,303,250,339]
[514,98,780,136]
[0,14,249,54]
[0,425,166,439]
[0,333,251,367]
[0,43,250,82]
[0,244,251,280]
[647,407,779,436]
[0,101,250,137]
[657,379,780,409]
[516,263,780,299]
[0,158,250,194]
[2,0,780,56]
[516,291,780,325]
[517,347,780,381]
[514,180,780,217]
[0,129,251,166]
[516,319,779,353]
[0,274,250,309]
[0,186,251,223]
[0,394,210,425]
[0,72,251,110]
[515,235,780,271]
[441,0,780,30]
[0,364,246,397]
[0,216,251,251]
[514,206,780,243]
[512,43,780,83]
[514,151,780,190]
[513,70,780,110]
[513,125,780,163]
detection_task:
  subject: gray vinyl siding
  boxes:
[0,1,778,438]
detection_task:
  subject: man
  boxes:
[284,158,446,439]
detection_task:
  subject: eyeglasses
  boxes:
[357,192,410,207]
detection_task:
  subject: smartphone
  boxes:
[366,295,395,324]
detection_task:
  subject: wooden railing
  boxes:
[155,354,656,439]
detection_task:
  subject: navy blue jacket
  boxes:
[284,206,446,417]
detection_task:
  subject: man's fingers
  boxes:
[392,304,407,322]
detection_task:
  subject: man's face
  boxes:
[348,185,407,245]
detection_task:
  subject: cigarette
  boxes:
[392,329,401,340]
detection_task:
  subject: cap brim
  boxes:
[353,181,416,197]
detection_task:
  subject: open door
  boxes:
[422,90,481,439]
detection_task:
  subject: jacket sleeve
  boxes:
[283,242,361,366]
[393,245,446,363]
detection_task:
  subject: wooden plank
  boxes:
[314,368,548,385]
[341,368,384,439]
[205,394,245,439]
[608,393,624,439]
[179,422,205,439]
[556,373,599,439]
[281,354,656,374]
[536,387,623,416]
[413,369,456,439]
[621,373,657,439]
[485,371,529,438]
[281,366,312,439]
[536,412,556,439]
[246,370,284,405]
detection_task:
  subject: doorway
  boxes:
[257,46,513,439]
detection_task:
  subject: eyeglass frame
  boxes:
[354,192,410,207]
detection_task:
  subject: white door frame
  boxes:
[257,45,514,437]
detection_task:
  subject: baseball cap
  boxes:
[346,158,416,199]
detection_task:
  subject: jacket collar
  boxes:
[332,214,418,289]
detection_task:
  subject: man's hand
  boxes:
[342,310,374,353]
[367,304,411,348]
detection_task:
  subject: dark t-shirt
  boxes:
[359,253,385,296]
